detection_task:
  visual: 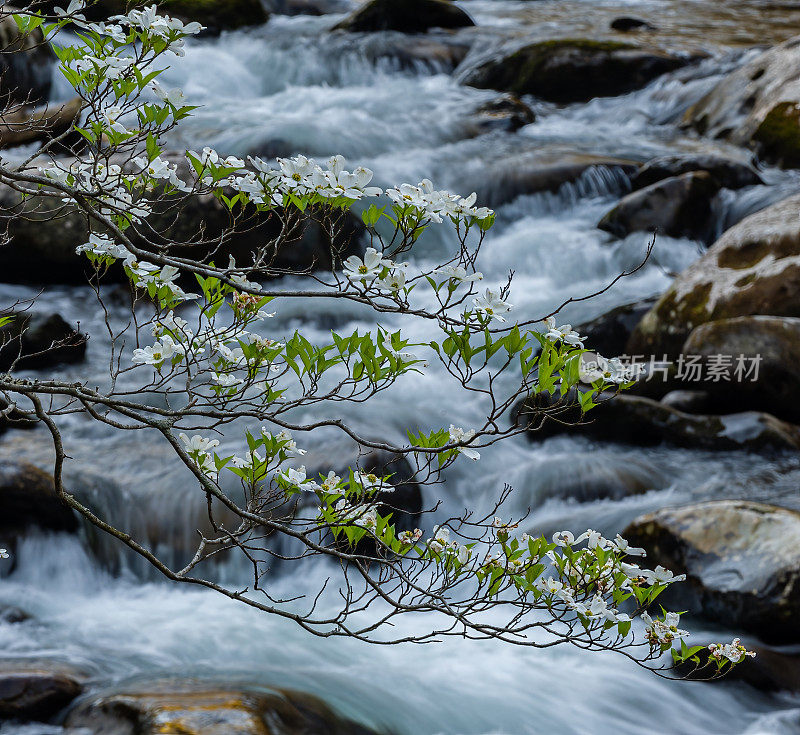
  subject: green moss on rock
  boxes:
[463,38,694,104]
[753,101,800,168]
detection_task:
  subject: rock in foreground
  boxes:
[65,681,379,735]
[462,39,697,104]
[334,0,474,33]
[0,661,84,722]
[627,193,800,357]
[624,501,800,643]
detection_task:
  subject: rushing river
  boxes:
[4,1,800,733]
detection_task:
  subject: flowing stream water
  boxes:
[4,1,800,733]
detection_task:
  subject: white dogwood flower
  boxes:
[179,434,220,454]
[473,289,512,322]
[448,425,480,460]
[343,247,387,282]
[544,316,585,348]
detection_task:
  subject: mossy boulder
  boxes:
[627,193,800,358]
[462,38,697,104]
[752,101,800,168]
[65,681,379,734]
[512,392,800,452]
[624,501,800,643]
[681,316,800,423]
[0,8,54,105]
[333,0,474,33]
[630,153,763,191]
[684,34,800,168]
[598,171,721,243]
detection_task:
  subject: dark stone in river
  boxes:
[462,39,700,104]
[0,460,78,542]
[468,95,536,134]
[598,171,721,243]
[0,97,83,152]
[624,500,800,644]
[0,311,87,371]
[512,392,800,452]
[333,0,474,33]
[630,154,763,191]
[0,660,84,722]
[610,17,657,32]
[65,680,380,734]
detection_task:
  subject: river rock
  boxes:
[0,181,366,284]
[333,0,474,33]
[471,154,637,208]
[362,34,471,73]
[0,660,84,721]
[462,39,698,104]
[683,35,800,168]
[0,97,83,151]
[630,154,763,191]
[659,389,712,414]
[610,17,657,32]
[577,297,657,358]
[681,316,800,423]
[65,681,379,734]
[0,8,54,105]
[598,171,721,243]
[513,393,800,452]
[0,311,87,370]
[627,193,800,357]
[468,95,536,134]
[0,460,78,540]
[30,0,268,34]
[624,500,800,643]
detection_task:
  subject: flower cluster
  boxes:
[386,179,492,223]
[708,638,757,664]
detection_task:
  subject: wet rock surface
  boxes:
[627,193,800,358]
[334,0,474,33]
[0,660,84,722]
[624,500,800,643]
[598,171,721,243]
[0,310,87,370]
[462,39,699,103]
[629,154,763,191]
[64,681,380,735]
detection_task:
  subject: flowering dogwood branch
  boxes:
[0,2,753,677]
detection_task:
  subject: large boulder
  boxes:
[627,193,800,358]
[0,181,366,284]
[624,501,800,643]
[0,660,84,722]
[462,39,698,104]
[630,153,763,191]
[513,392,800,452]
[0,460,78,542]
[0,310,87,370]
[681,316,800,423]
[684,35,800,168]
[333,0,474,33]
[0,8,54,105]
[576,297,657,358]
[598,171,721,243]
[30,0,268,34]
[65,681,379,734]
